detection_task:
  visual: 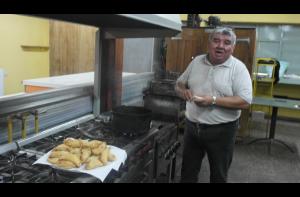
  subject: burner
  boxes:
[28,171,53,183]
[52,168,84,182]
[0,118,177,183]
[119,130,149,138]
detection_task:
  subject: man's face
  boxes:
[208,33,235,65]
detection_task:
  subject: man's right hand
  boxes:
[175,81,193,101]
[182,89,193,102]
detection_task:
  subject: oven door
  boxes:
[153,124,180,183]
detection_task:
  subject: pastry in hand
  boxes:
[192,95,204,102]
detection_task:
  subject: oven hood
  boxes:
[22,14,182,38]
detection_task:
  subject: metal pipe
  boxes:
[0,114,94,155]
[15,113,28,139]
[21,114,27,139]
[30,110,39,134]
[35,112,39,134]
[7,116,13,143]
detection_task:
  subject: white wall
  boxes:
[0,69,4,96]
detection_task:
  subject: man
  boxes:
[175,27,252,183]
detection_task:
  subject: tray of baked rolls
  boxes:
[33,138,127,182]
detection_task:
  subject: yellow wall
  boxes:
[180,14,300,25]
[0,14,49,95]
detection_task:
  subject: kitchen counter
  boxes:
[22,72,136,93]
[279,78,300,86]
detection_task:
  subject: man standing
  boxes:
[175,27,252,183]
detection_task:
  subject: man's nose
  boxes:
[217,41,225,48]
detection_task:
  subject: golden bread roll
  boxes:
[87,140,102,149]
[81,148,92,163]
[63,138,81,148]
[58,152,81,167]
[92,142,107,155]
[80,139,90,148]
[56,160,76,169]
[53,144,71,152]
[47,139,116,170]
[47,157,59,164]
[100,147,109,165]
[85,156,103,170]
[70,147,81,155]
[73,152,82,162]
[49,150,70,158]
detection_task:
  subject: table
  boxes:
[249,97,300,153]
[273,78,300,120]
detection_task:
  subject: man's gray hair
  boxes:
[209,27,236,45]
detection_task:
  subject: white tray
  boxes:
[33,145,127,182]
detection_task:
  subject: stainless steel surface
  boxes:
[0,117,179,183]
[93,30,101,116]
[0,85,93,117]
[122,72,154,106]
[22,14,182,38]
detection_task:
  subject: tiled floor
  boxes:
[174,118,300,183]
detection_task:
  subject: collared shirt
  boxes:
[176,54,253,125]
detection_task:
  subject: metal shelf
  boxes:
[21,45,49,52]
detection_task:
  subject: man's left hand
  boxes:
[193,95,213,106]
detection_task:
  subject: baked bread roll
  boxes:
[53,144,71,152]
[81,148,92,163]
[64,138,81,148]
[56,160,76,169]
[47,139,117,170]
[85,156,104,170]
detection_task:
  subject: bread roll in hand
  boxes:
[192,96,204,102]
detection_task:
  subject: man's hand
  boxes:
[193,95,213,106]
[175,81,193,101]
[182,89,194,102]
[193,95,250,109]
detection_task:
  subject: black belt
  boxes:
[186,118,237,128]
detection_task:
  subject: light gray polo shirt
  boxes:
[177,54,253,124]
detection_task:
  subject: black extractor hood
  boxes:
[22,14,182,38]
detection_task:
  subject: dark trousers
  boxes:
[180,118,238,183]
